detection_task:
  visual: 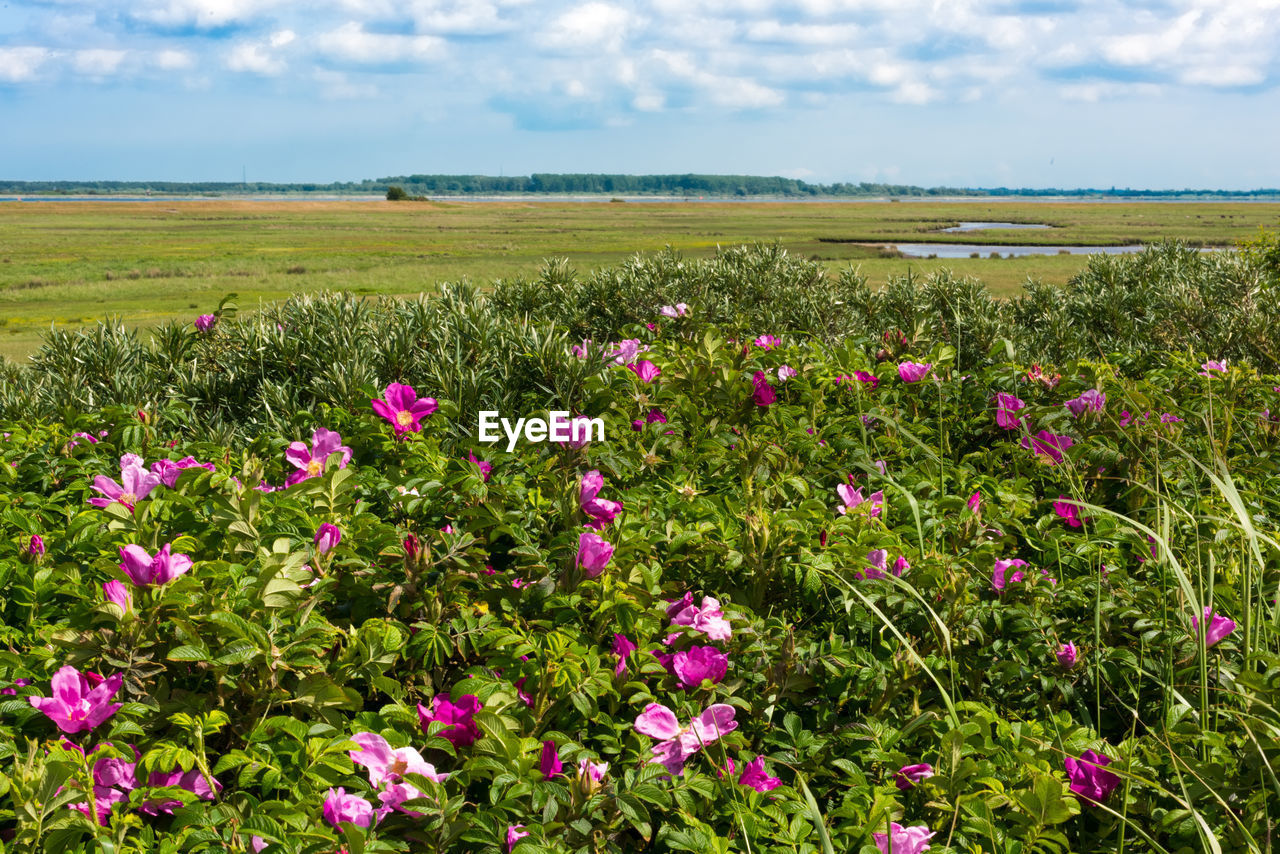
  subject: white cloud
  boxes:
[0,47,53,83]
[72,49,128,76]
[1059,81,1163,103]
[269,29,296,47]
[129,0,285,29]
[1179,65,1265,87]
[314,22,446,64]
[153,49,195,70]
[226,41,286,74]
[539,2,633,53]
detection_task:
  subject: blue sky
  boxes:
[2,0,1278,188]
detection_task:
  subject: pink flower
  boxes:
[1021,431,1074,465]
[150,456,214,488]
[468,452,493,482]
[612,633,637,676]
[580,470,623,529]
[371,383,437,435]
[967,491,981,513]
[853,370,880,389]
[28,535,45,557]
[90,457,162,510]
[314,523,341,555]
[752,371,776,406]
[418,693,483,747]
[753,334,780,350]
[1065,750,1121,803]
[836,484,883,518]
[895,763,935,790]
[578,758,609,782]
[992,558,1028,591]
[506,825,530,851]
[859,549,890,581]
[349,732,446,788]
[738,757,782,792]
[660,303,688,318]
[667,594,733,641]
[897,362,932,383]
[251,837,268,853]
[194,314,217,332]
[607,338,644,364]
[322,787,374,829]
[673,646,728,690]
[140,767,221,816]
[777,364,797,382]
[634,703,738,776]
[118,543,192,587]
[67,746,138,825]
[994,393,1025,430]
[540,740,562,779]
[1191,606,1237,647]
[1200,359,1227,376]
[103,580,132,615]
[1064,389,1106,417]
[576,531,615,578]
[628,360,661,383]
[1053,497,1083,527]
[873,823,936,854]
[285,428,352,486]
[1056,642,1078,669]
[1,677,31,695]
[562,415,597,449]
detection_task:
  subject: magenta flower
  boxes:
[506,825,530,851]
[580,470,623,529]
[607,338,645,364]
[285,428,352,486]
[897,362,932,383]
[1053,496,1083,527]
[314,523,341,555]
[150,456,214,488]
[194,314,217,332]
[540,740,562,779]
[576,531,615,578]
[754,334,781,350]
[1191,606,1237,647]
[667,594,733,641]
[994,392,1026,430]
[738,757,782,792]
[140,766,221,815]
[563,415,597,449]
[1065,750,1121,803]
[660,303,688,318]
[468,452,493,482]
[577,757,609,785]
[852,370,880,389]
[28,667,122,734]
[349,732,447,788]
[90,457,162,511]
[628,360,661,383]
[418,693,483,747]
[1,677,31,695]
[873,823,936,854]
[992,558,1028,591]
[372,383,438,435]
[118,543,192,587]
[967,491,981,513]
[673,646,728,690]
[1200,359,1227,376]
[895,763,935,790]
[777,364,797,382]
[858,548,890,581]
[752,371,776,406]
[1021,430,1074,465]
[71,749,138,826]
[1056,642,1078,669]
[322,787,374,829]
[634,702,738,776]
[1064,389,1106,417]
[28,535,45,557]
[103,580,133,615]
[612,633,637,676]
[837,484,883,518]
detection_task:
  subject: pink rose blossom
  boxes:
[371,383,437,435]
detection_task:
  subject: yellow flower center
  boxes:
[388,756,408,778]
[307,460,322,476]
[119,492,137,506]
[396,410,414,427]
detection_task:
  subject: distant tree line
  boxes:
[1,175,1276,199]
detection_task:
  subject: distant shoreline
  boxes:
[5,193,1280,203]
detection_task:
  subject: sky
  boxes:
[1,0,1279,189]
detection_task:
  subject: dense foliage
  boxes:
[2,283,1280,852]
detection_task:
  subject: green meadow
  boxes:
[1,198,1277,360]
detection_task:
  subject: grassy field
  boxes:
[1,198,1277,360]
